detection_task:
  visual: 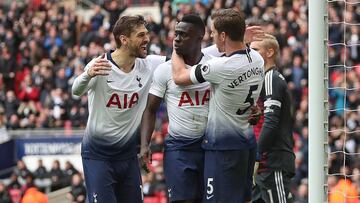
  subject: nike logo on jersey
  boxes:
[107,80,114,83]
[206,195,214,200]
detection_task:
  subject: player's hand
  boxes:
[87,54,112,78]
[248,105,262,125]
[139,145,151,173]
[244,26,265,44]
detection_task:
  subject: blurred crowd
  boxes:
[0,0,359,202]
[327,1,360,203]
[0,159,84,203]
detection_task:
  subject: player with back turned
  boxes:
[140,14,264,203]
[171,9,265,203]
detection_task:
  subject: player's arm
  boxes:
[258,73,284,153]
[140,63,167,165]
[139,94,162,163]
[72,55,111,96]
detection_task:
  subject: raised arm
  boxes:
[139,94,163,165]
[171,51,193,86]
[72,55,111,96]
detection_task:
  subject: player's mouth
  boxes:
[140,43,148,52]
[174,44,182,51]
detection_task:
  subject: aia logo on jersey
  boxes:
[106,93,139,109]
[178,89,210,107]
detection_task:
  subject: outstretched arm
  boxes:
[139,94,163,166]
[171,51,193,86]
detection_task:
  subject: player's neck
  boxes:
[225,41,246,56]
[183,48,203,66]
[265,62,276,71]
[111,49,136,73]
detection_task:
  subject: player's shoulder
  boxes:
[201,44,223,57]
[202,52,216,62]
[267,69,283,79]
[266,69,287,85]
[249,48,265,63]
[145,55,167,64]
[207,54,228,64]
[155,60,172,72]
[136,55,166,67]
[153,60,172,78]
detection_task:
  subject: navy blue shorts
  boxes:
[203,148,256,203]
[82,157,142,203]
[163,150,204,202]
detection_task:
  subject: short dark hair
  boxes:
[180,14,205,37]
[211,9,246,42]
[113,15,147,48]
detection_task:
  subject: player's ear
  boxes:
[120,35,127,46]
[267,48,275,58]
[220,32,226,42]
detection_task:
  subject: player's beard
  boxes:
[129,42,148,58]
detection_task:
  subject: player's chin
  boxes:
[137,50,148,58]
[174,47,184,55]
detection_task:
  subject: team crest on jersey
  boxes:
[136,75,143,87]
[201,64,210,75]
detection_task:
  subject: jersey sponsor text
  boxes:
[178,89,210,107]
[106,92,139,109]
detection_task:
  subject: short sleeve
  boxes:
[146,55,167,71]
[149,64,168,98]
[189,58,225,84]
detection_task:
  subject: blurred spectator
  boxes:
[64,161,79,186]
[6,173,21,191]
[34,159,48,180]
[21,186,48,203]
[66,173,86,203]
[21,173,35,195]
[49,160,64,191]
[103,0,127,31]
[329,175,359,203]
[294,179,308,203]
[13,160,31,183]
[0,182,11,203]
[90,5,104,31]
[3,90,19,120]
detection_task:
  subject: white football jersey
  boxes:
[72,51,166,160]
[201,44,223,57]
[149,53,213,142]
[189,48,265,150]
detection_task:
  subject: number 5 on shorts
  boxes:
[207,178,214,195]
